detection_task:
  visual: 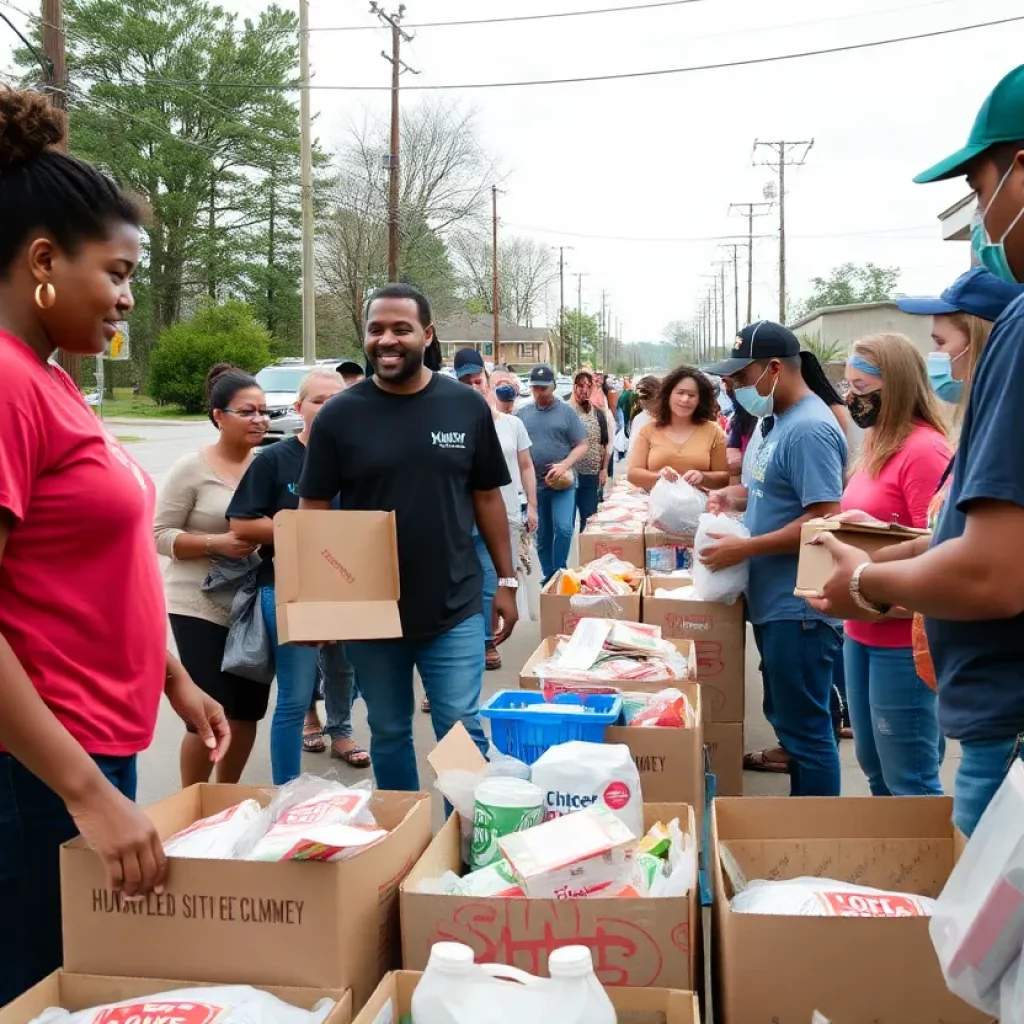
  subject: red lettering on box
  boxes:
[663,612,714,637]
[817,891,926,918]
[431,901,665,986]
[560,612,582,634]
[694,640,724,679]
[93,1003,224,1024]
[594,542,623,558]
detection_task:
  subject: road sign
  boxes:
[106,322,130,361]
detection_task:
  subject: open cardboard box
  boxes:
[0,974,352,1024]
[273,509,402,643]
[578,527,646,569]
[643,527,695,573]
[540,570,643,639]
[60,784,432,1011]
[642,576,745,723]
[353,971,700,1024]
[711,796,988,1024]
[704,721,743,797]
[794,518,929,616]
[403,723,701,992]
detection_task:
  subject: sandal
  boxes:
[302,727,326,754]
[840,726,854,740]
[421,696,431,713]
[743,747,790,773]
[331,742,371,768]
[485,641,502,671]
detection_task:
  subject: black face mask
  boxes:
[847,389,882,429]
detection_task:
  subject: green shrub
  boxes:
[149,302,274,413]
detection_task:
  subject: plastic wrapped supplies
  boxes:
[730,877,938,918]
[621,688,694,728]
[164,799,263,859]
[29,987,336,1024]
[555,555,640,597]
[648,477,706,534]
[693,512,750,604]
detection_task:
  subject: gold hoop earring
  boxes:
[34,283,56,310]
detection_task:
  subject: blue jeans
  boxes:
[262,585,322,785]
[319,643,356,741]
[844,638,944,797]
[954,733,1024,836]
[473,529,497,645]
[344,614,488,790]
[754,619,842,796]
[536,485,577,584]
[0,753,136,1003]
[575,473,601,532]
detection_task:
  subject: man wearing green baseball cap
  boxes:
[805,64,1024,835]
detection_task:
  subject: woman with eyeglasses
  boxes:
[154,363,267,787]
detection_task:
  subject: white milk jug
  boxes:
[411,941,616,1024]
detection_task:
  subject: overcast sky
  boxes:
[4,0,1024,342]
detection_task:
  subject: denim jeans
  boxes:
[844,638,944,797]
[344,613,488,790]
[954,733,1024,836]
[0,753,137,1003]
[473,529,497,645]
[754,619,842,796]
[536,485,577,584]
[319,642,356,741]
[261,585,322,785]
[575,473,601,532]
[831,629,848,735]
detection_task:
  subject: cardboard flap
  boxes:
[426,720,488,777]
[804,516,929,538]
[279,601,403,642]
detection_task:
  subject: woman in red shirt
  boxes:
[838,333,950,796]
[0,88,228,1001]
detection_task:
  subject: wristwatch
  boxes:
[849,562,891,616]
[497,577,520,590]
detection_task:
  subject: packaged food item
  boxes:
[470,777,544,870]
[530,741,643,837]
[730,876,938,917]
[29,986,336,1024]
[164,798,263,859]
[621,688,693,728]
[498,804,637,899]
[638,821,671,858]
[457,859,525,897]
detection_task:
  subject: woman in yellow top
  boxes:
[627,365,729,490]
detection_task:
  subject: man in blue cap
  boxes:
[809,64,1024,834]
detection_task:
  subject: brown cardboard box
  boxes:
[711,796,988,1024]
[0,974,352,1024]
[794,518,928,604]
[642,577,745,723]
[273,509,402,643]
[539,571,643,639]
[353,971,700,1024]
[520,637,699,690]
[704,722,743,797]
[401,802,700,991]
[61,784,432,1010]
[579,527,645,568]
[643,528,695,574]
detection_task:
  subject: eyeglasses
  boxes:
[221,408,270,420]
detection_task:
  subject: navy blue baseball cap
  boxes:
[895,267,1024,323]
[528,363,556,386]
[704,320,800,377]
[453,348,486,379]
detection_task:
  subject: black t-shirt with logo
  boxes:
[299,373,510,640]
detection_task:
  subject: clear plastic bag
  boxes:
[693,512,750,604]
[648,477,706,534]
[164,798,263,859]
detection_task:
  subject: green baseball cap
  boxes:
[915,64,1024,183]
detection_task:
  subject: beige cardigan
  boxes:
[153,452,237,627]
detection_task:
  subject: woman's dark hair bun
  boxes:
[0,87,65,171]
[204,362,237,399]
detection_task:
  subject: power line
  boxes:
[141,15,1024,92]
[502,221,939,243]
[309,0,709,32]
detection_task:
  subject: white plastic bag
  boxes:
[693,512,749,604]
[731,876,937,917]
[648,477,706,534]
[164,799,263,859]
[30,986,336,1024]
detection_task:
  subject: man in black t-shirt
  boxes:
[298,283,516,791]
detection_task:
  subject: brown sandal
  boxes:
[331,742,371,768]
[743,748,790,773]
[302,727,326,754]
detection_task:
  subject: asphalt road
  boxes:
[124,421,959,808]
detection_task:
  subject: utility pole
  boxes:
[372,3,418,282]
[575,271,588,371]
[298,0,316,364]
[729,201,772,325]
[754,138,814,323]
[722,244,743,341]
[491,185,499,362]
[600,289,608,370]
[556,245,572,372]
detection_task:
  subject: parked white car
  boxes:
[255,359,341,441]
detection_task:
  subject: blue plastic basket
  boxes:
[480,690,623,765]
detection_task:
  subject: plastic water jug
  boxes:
[411,941,616,1024]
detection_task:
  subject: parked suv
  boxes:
[255,359,340,441]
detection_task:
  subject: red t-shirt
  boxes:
[840,422,950,648]
[0,332,166,756]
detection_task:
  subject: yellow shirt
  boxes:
[632,419,727,477]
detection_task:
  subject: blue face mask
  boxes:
[971,164,1024,284]
[732,365,776,418]
[495,384,517,402]
[927,351,964,404]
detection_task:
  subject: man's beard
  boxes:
[370,346,424,385]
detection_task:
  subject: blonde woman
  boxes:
[835,334,950,796]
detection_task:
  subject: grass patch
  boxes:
[115,435,145,444]
[95,388,206,420]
